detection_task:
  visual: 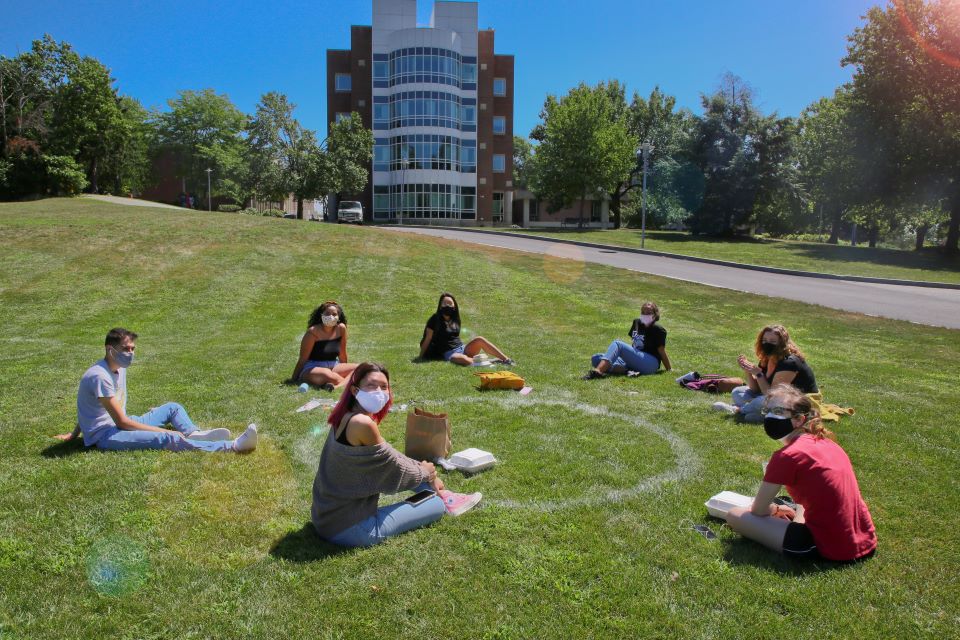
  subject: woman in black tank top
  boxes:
[291,301,359,389]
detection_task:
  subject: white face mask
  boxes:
[640,314,655,326]
[355,388,389,414]
[321,314,339,327]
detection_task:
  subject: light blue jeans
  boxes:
[592,340,660,375]
[731,386,765,423]
[327,483,446,548]
[95,402,235,452]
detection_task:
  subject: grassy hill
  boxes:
[1,198,958,639]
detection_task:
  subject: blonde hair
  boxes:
[754,324,805,365]
[766,385,835,441]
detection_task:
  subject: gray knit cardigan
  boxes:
[311,427,428,539]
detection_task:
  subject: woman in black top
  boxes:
[418,293,513,366]
[292,301,358,390]
[583,301,672,379]
[713,323,818,422]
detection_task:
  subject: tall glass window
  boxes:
[493,116,506,135]
[462,63,477,84]
[493,78,506,96]
[335,74,351,92]
[388,91,462,130]
[493,154,505,173]
[492,192,504,222]
[389,47,462,88]
[372,183,476,221]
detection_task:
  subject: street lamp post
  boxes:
[400,155,409,226]
[637,143,654,249]
[205,168,212,212]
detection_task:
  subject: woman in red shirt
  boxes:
[726,385,877,562]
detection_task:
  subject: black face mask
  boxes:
[760,342,778,355]
[764,416,795,441]
[440,306,455,316]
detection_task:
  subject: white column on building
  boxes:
[504,190,514,227]
[522,197,530,228]
[601,198,610,228]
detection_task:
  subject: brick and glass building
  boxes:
[327,0,514,225]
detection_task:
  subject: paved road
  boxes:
[386,227,960,329]
[83,194,183,210]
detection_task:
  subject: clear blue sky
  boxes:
[1,0,881,137]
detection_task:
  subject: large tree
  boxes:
[843,0,960,254]
[688,74,804,235]
[49,55,125,193]
[154,89,248,205]
[609,85,692,229]
[0,36,145,198]
[324,113,374,200]
[530,83,635,228]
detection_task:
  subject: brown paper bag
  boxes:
[404,408,451,461]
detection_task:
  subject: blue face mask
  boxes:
[110,346,134,368]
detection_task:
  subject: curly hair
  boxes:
[308,301,347,328]
[754,324,806,365]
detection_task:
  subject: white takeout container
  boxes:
[704,491,754,519]
[448,448,497,473]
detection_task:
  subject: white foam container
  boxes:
[704,491,754,519]
[448,448,497,473]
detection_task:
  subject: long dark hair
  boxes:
[309,301,347,328]
[328,362,393,427]
[435,292,461,324]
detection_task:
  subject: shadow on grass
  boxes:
[269,522,351,562]
[41,438,88,458]
[784,243,960,275]
[721,538,875,576]
[642,231,960,275]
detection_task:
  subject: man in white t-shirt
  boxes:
[57,328,257,453]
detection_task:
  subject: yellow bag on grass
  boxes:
[475,370,525,390]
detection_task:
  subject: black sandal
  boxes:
[581,369,606,380]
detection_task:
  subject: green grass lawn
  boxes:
[497,228,960,285]
[2,198,959,639]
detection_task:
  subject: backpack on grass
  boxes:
[475,371,525,390]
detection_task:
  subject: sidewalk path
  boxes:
[386,226,960,330]
[83,194,183,210]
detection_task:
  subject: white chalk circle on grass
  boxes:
[427,392,700,512]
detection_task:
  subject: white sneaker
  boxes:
[189,428,232,441]
[233,423,258,452]
[711,402,738,415]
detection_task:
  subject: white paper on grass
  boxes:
[704,491,754,519]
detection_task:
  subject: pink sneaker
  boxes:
[438,489,482,516]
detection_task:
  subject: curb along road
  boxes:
[384,226,960,330]
[409,226,960,290]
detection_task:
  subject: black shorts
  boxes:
[782,522,819,559]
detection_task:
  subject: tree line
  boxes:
[0,35,373,218]
[517,0,960,254]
